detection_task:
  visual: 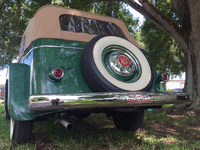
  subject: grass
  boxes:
[0,104,11,149]
[0,103,200,149]
[162,104,174,108]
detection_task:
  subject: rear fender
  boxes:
[8,63,33,121]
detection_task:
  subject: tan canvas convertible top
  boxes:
[21,5,142,53]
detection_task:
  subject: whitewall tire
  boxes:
[82,35,153,92]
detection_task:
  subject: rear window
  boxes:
[59,14,125,38]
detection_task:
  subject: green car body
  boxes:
[5,5,190,144]
[7,38,163,121]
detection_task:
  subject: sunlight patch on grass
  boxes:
[136,129,199,149]
[162,104,174,108]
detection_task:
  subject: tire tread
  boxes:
[11,119,33,144]
[112,111,144,131]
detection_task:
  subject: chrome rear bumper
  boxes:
[29,92,191,111]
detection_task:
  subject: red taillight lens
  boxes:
[52,68,64,79]
[47,68,64,82]
[162,73,168,81]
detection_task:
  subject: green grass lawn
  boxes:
[0,103,200,150]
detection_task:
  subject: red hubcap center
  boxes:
[118,55,130,67]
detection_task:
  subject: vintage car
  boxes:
[4,5,190,144]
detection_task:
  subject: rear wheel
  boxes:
[112,111,144,131]
[10,118,33,144]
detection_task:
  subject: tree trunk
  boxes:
[186,41,200,110]
[183,51,193,94]
[184,1,200,110]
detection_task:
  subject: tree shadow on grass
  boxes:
[140,109,200,147]
[5,110,200,150]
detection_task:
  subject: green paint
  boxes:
[21,39,92,95]
[151,74,166,92]
[8,63,33,121]
[8,39,163,121]
[7,39,94,120]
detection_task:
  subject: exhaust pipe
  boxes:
[55,119,72,130]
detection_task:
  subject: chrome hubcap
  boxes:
[102,46,141,82]
[109,51,136,76]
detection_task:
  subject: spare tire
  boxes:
[82,35,153,92]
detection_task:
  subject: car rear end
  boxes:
[6,5,191,144]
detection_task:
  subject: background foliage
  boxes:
[141,21,185,75]
[140,0,185,76]
[0,0,185,78]
[0,0,139,70]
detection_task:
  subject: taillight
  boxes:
[47,68,64,82]
[52,68,64,79]
[161,73,168,81]
[156,73,168,83]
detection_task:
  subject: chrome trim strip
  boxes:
[20,45,84,62]
[29,92,191,111]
